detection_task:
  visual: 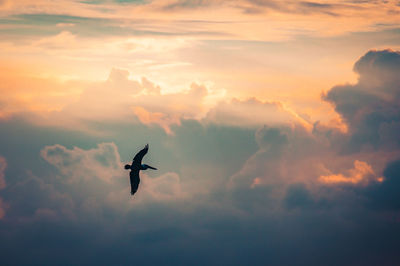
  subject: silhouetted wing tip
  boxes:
[132,144,149,163]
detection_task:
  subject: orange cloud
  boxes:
[319,160,382,186]
[0,62,325,135]
[133,106,180,135]
[1,0,400,41]
[0,62,83,118]
[205,97,312,129]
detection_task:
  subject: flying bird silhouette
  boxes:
[124,144,157,196]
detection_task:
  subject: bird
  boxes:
[124,144,157,196]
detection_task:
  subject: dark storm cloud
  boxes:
[324,49,400,152]
[0,119,399,265]
[284,183,314,209]
[364,159,400,210]
[354,49,400,90]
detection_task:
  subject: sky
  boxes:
[1,0,400,265]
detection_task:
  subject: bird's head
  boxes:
[124,164,131,170]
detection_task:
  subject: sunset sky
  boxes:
[1,0,400,265]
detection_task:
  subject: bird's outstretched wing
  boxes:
[130,169,140,196]
[132,144,149,166]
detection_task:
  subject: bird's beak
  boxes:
[148,165,157,170]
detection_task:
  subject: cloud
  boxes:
[132,172,186,201]
[32,31,79,49]
[0,156,6,190]
[236,0,340,15]
[205,97,311,129]
[0,197,8,219]
[0,117,398,264]
[4,67,226,134]
[41,142,123,183]
[364,159,400,210]
[0,66,209,134]
[1,47,400,264]
[161,0,223,11]
[0,62,83,118]
[131,82,212,129]
[133,106,180,134]
[0,130,397,264]
[159,0,368,17]
[229,124,327,191]
[57,68,144,123]
[227,50,400,202]
[0,156,6,219]
[4,173,74,221]
[354,49,400,89]
[1,0,400,48]
[41,142,184,206]
[319,160,382,185]
[284,183,314,209]
[323,49,400,152]
[79,85,312,134]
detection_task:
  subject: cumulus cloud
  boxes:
[0,64,220,134]
[323,49,400,152]
[205,97,311,129]
[22,68,224,134]
[129,172,186,202]
[41,142,184,206]
[228,50,400,213]
[229,124,329,191]
[132,82,212,132]
[5,173,74,221]
[133,106,180,134]
[223,50,400,208]
[1,49,400,265]
[41,142,123,183]
[59,68,144,122]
